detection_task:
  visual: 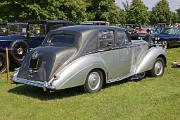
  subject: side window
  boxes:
[116,31,130,46]
[98,30,114,49]
[29,24,45,37]
[116,31,125,46]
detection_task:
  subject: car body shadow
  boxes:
[8,77,146,100]
[8,85,84,100]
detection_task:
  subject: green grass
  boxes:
[0,48,180,120]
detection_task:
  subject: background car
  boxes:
[0,22,27,72]
[0,20,74,72]
[151,27,180,48]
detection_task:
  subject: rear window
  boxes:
[43,34,75,46]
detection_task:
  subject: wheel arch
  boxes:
[53,55,108,90]
[135,47,166,74]
[157,54,167,66]
[89,68,107,85]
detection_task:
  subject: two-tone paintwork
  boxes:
[12,26,166,90]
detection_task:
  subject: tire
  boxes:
[84,70,104,93]
[9,40,29,64]
[149,57,165,77]
[0,53,8,73]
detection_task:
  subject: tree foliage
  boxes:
[126,0,149,24]
[86,0,125,24]
[0,0,178,24]
[122,0,129,12]
[0,0,87,23]
[170,11,178,23]
[176,8,180,22]
[150,0,171,24]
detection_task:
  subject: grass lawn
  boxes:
[0,48,180,120]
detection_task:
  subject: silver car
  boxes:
[12,26,166,93]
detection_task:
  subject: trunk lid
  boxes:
[17,46,77,81]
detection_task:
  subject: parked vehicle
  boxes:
[0,22,27,72]
[123,24,139,34]
[12,26,166,93]
[129,25,152,40]
[151,27,180,48]
[0,20,74,72]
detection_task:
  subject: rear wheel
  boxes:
[9,40,29,65]
[84,70,104,93]
[0,53,7,73]
[149,57,165,77]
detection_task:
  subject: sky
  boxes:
[116,0,180,11]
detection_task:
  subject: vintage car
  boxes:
[0,20,74,72]
[12,26,166,93]
[151,27,180,48]
[129,25,153,41]
[0,22,27,72]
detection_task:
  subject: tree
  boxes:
[126,0,149,24]
[109,6,126,24]
[0,0,62,21]
[86,0,126,24]
[176,8,180,22]
[122,0,129,12]
[170,11,178,23]
[60,0,87,23]
[0,0,87,23]
[150,0,171,24]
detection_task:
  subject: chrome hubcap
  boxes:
[17,48,23,55]
[154,61,163,76]
[88,72,101,90]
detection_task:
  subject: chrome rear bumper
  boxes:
[12,77,56,90]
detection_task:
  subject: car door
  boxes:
[114,30,132,78]
[97,29,117,79]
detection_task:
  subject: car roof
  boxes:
[26,20,74,24]
[55,25,124,32]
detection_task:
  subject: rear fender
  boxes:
[51,54,107,90]
[135,47,166,74]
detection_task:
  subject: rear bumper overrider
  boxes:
[12,76,56,90]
